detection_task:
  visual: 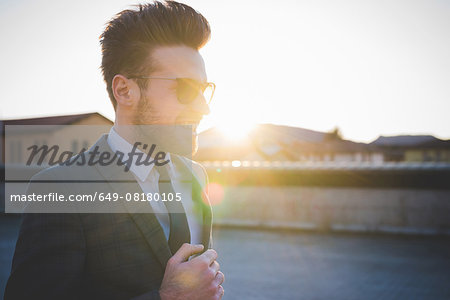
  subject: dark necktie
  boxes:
[156,165,191,254]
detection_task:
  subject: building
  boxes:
[195,124,384,163]
[1,113,113,165]
[371,135,450,163]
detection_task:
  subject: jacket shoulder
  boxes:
[174,156,208,188]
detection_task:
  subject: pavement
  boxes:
[213,227,450,300]
[1,216,450,300]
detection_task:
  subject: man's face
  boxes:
[133,46,210,154]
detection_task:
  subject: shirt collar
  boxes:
[107,126,177,182]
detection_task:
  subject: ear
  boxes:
[112,74,140,107]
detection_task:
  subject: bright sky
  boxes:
[1,0,449,142]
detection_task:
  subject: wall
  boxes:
[205,164,450,235]
[211,185,450,235]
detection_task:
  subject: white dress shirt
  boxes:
[107,126,202,245]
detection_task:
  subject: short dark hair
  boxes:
[99,1,211,110]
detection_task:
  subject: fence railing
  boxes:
[200,161,450,189]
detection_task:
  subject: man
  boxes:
[5,1,224,299]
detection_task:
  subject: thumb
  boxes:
[171,243,204,264]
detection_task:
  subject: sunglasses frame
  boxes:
[129,76,215,104]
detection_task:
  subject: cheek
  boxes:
[146,91,185,121]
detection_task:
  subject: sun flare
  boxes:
[216,120,256,141]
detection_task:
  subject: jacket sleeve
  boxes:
[130,289,161,300]
[4,172,86,300]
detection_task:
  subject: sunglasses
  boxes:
[129,76,216,104]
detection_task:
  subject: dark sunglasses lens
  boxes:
[176,79,199,104]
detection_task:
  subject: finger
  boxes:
[214,271,225,285]
[217,285,224,299]
[199,249,218,265]
[211,260,220,273]
[171,243,204,264]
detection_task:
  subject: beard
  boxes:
[130,94,197,158]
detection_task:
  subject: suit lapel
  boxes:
[91,134,213,267]
[91,134,172,269]
[171,155,213,250]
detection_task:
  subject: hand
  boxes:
[159,243,225,300]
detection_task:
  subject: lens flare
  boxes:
[203,182,224,206]
[216,120,255,141]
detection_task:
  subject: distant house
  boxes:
[195,124,384,163]
[371,135,450,162]
[1,113,113,165]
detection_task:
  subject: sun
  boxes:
[216,120,256,141]
[201,102,259,142]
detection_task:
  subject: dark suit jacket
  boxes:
[4,134,213,300]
